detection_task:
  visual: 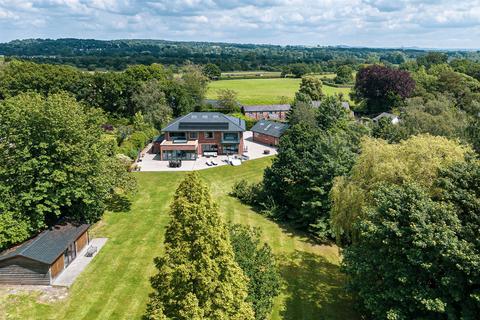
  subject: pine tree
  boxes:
[145,173,254,320]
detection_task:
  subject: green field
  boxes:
[1,158,358,320]
[207,78,351,105]
[221,71,282,79]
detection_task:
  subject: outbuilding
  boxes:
[250,119,289,146]
[0,222,89,285]
[372,112,400,124]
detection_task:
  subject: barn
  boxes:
[251,119,289,146]
[0,222,89,285]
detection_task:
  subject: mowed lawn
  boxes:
[1,157,358,320]
[207,78,352,105]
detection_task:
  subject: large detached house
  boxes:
[156,112,246,160]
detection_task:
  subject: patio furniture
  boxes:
[211,160,218,166]
[204,151,218,157]
[263,149,271,155]
[85,245,97,257]
[169,160,182,168]
[206,161,212,166]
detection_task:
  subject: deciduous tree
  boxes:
[0,93,134,249]
[334,65,353,84]
[298,76,323,101]
[330,135,471,243]
[342,183,478,319]
[229,224,281,320]
[132,79,173,130]
[263,124,357,239]
[203,63,221,80]
[352,65,415,114]
[217,88,240,113]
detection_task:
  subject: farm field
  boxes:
[207,78,352,105]
[0,157,358,320]
[221,71,282,79]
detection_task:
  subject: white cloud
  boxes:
[0,0,479,47]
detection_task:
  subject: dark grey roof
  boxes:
[242,104,291,112]
[0,222,89,265]
[251,119,289,138]
[162,112,246,132]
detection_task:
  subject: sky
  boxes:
[0,0,480,48]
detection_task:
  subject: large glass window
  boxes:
[202,144,218,152]
[223,144,239,154]
[170,132,187,143]
[162,150,197,160]
[223,132,239,142]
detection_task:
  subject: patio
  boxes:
[52,238,108,287]
[138,131,277,172]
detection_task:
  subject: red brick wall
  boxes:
[245,111,287,120]
[161,131,244,156]
[253,132,279,146]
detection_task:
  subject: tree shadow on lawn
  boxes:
[279,250,359,320]
[106,193,133,212]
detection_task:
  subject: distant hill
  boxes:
[0,38,478,71]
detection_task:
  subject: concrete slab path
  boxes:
[52,238,108,287]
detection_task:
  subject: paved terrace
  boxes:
[52,238,108,287]
[138,131,277,172]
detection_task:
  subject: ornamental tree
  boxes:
[352,64,415,114]
[145,173,254,320]
[330,134,471,243]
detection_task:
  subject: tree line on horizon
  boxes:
[2,38,480,72]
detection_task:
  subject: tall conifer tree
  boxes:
[145,173,254,320]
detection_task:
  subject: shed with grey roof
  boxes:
[251,119,289,146]
[0,222,89,285]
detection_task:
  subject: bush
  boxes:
[230,179,264,207]
[117,140,138,159]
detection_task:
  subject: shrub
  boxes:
[230,179,264,207]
